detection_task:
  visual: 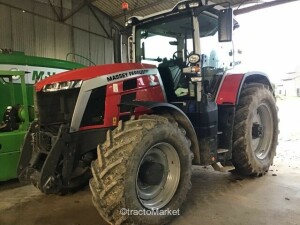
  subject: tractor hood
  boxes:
[35,63,156,92]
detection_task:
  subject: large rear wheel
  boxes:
[90,115,192,225]
[232,83,278,176]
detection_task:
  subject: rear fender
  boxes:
[215,71,273,163]
[216,71,273,105]
[120,101,200,165]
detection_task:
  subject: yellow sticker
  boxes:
[112,117,117,126]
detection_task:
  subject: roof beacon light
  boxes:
[178,3,187,10]
[189,2,200,8]
[122,1,129,11]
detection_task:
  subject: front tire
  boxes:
[90,115,192,225]
[232,83,278,176]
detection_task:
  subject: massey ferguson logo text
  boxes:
[106,69,148,82]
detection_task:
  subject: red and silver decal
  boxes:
[70,68,158,132]
[216,73,244,105]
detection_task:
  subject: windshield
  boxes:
[135,12,233,70]
[136,15,193,66]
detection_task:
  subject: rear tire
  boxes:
[90,115,192,225]
[232,83,278,176]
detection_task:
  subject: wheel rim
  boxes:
[136,142,180,209]
[251,102,274,159]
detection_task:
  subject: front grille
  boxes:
[80,86,106,127]
[36,89,79,125]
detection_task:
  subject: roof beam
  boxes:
[48,0,61,21]
[0,1,111,40]
[234,0,299,15]
[89,3,124,29]
[62,0,96,22]
[60,0,63,21]
[88,4,111,38]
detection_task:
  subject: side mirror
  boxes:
[218,8,233,42]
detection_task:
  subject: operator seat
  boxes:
[158,63,182,101]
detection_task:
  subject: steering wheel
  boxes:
[172,50,189,61]
[172,51,181,61]
[172,50,189,66]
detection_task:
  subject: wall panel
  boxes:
[0,0,114,65]
[90,34,105,65]
[73,28,91,65]
[34,16,55,58]
[0,5,12,49]
[104,38,113,64]
[11,8,35,55]
[55,23,72,60]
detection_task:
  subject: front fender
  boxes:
[120,101,201,165]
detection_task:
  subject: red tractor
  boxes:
[18,1,278,224]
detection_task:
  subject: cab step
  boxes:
[217,148,229,154]
[212,162,235,172]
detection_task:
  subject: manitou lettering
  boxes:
[32,70,56,82]
[106,69,149,82]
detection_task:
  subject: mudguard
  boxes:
[119,101,201,165]
[216,71,273,105]
[214,71,273,164]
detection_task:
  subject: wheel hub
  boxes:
[251,103,274,160]
[136,142,180,209]
[138,161,164,185]
[252,122,264,139]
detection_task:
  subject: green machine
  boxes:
[0,51,84,181]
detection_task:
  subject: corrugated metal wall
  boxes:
[0,0,114,66]
[11,7,35,56]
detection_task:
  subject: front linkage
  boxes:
[18,122,92,194]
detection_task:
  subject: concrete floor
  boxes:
[0,98,299,225]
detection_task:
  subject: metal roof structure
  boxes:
[89,0,299,26]
[40,0,299,28]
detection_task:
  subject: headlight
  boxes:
[188,54,200,64]
[178,3,186,10]
[125,18,133,27]
[43,80,82,92]
[189,2,200,8]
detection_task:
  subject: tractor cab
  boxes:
[127,0,236,103]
